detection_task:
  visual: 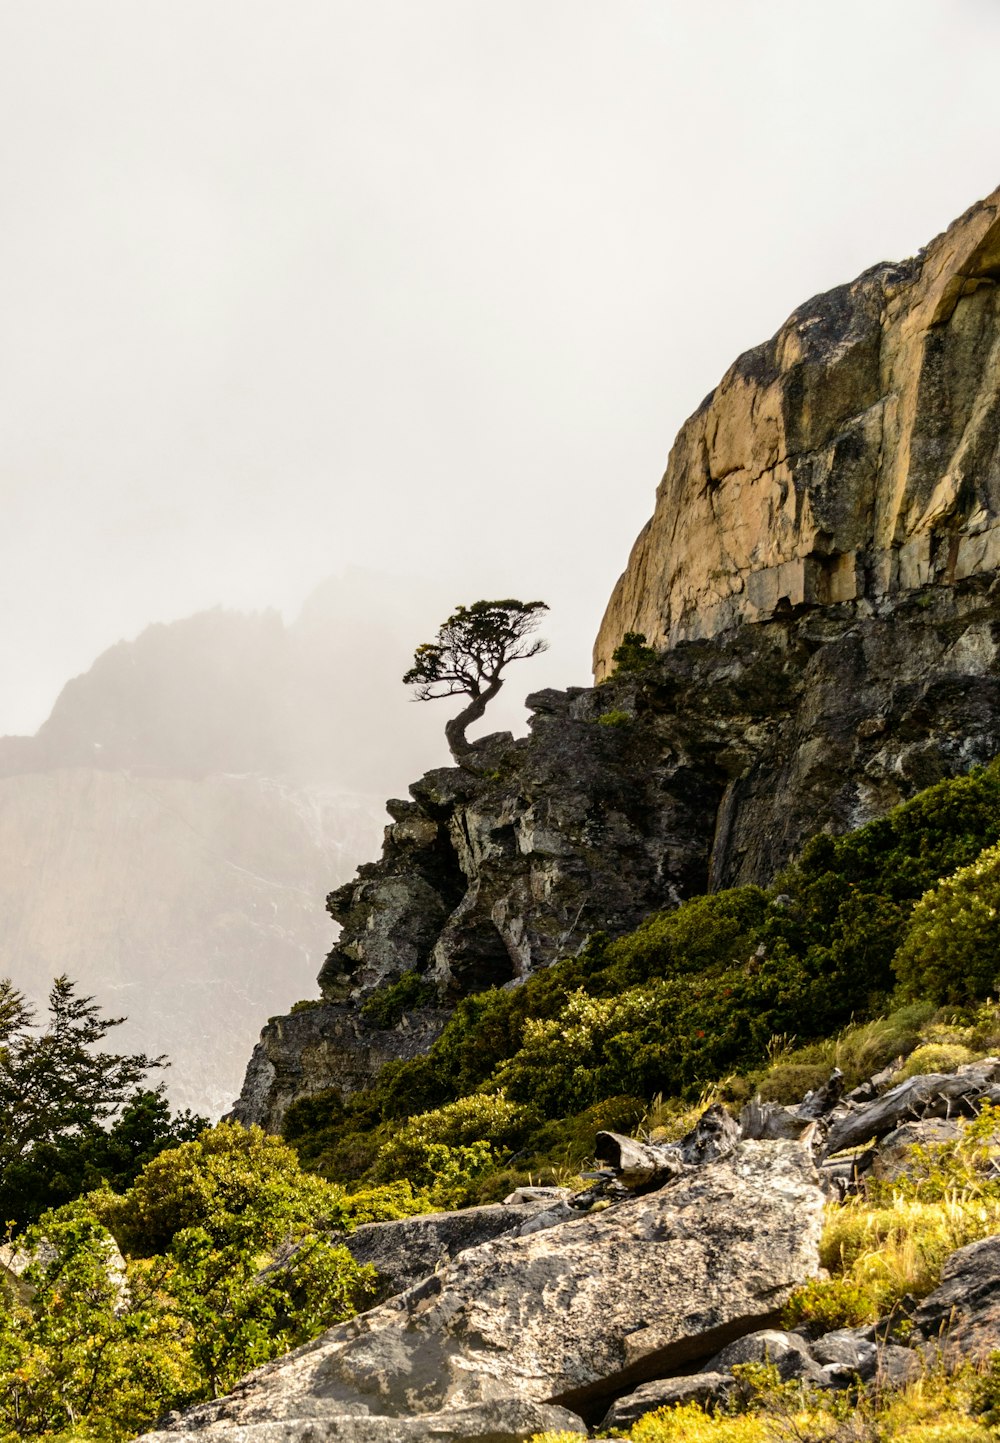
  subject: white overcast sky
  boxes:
[3,0,1000,736]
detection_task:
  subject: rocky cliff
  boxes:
[232,572,1000,1131]
[232,188,1000,1133]
[595,184,1000,676]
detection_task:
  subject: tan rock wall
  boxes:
[595,186,1000,678]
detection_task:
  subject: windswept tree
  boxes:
[404,599,548,763]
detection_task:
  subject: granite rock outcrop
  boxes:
[595,184,1000,676]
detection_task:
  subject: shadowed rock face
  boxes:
[595,185,1000,677]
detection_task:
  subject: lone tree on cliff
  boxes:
[404,599,548,764]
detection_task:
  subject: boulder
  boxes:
[869,1118,965,1184]
[702,1327,824,1385]
[809,1325,880,1375]
[501,1186,572,1206]
[143,1397,587,1443]
[342,1200,576,1304]
[598,1373,736,1433]
[150,1141,823,1436]
[912,1233,1000,1361]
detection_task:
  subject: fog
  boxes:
[3,0,1000,750]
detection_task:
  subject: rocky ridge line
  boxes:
[232,575,1000,1131]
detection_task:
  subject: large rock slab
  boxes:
[144,1397,586,1443]
[342,1200,576,1304]
[150,1141,822,1438]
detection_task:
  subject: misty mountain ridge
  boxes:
[0,574,463,791]
[0,571,486,1115]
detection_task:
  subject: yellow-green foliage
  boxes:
[895,841,1000,1004]
[526,1434,586,1443]
[0,1124,422,1443]
[597,707,632,726]
[745,999,995,1100]
[371,1093,536,1205]
[629,1405,775,1441]
[786,1105,1000,1330]
[94,1120,333,1256]
[527,1369,996,1442]
[754,1062,832,1104]
[898,1043,976,1081]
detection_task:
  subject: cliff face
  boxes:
[595,186,1000,677]
[233,575,1000,1131]
[233,189,1000,1132]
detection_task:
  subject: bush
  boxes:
[898,1043,977,1080]
[609,630,658,676]
[371,1093,536,1204]
[894,842,1000,1004]
[754,1063,832,1105]
[96,1121,334,1256]
[599,888,769,990]
[360,970,438,1029]
[785,1106,1000,1330]
[0,1166,380,1441]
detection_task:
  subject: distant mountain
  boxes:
[0,572,456,1115]
[1,573,452,790]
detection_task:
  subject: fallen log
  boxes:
[824,1062,1000,1157]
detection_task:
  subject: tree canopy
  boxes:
[403,599,548,762]
[0,976,164,1172]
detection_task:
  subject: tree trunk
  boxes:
[445,678,503,765]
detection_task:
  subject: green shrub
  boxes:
[894,842,1000,1004]
[597,707,632,726]
[609,630,658,675]
[370,1093,536,1201]
[600,888,769,989]
[360,970,438,1028]
[95,1121,335,1257]
[0,1149,381,1442]
[754,1062,832,1105]
[289,997,323,1014]
[898,1043,977,1080]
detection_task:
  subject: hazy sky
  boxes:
[3,0,1000,737]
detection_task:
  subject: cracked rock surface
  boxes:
[143,1141,823,1441]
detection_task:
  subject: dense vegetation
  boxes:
[0,1124,427,1442]
[285,758,1000,1202]
[0,977,207,1231]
